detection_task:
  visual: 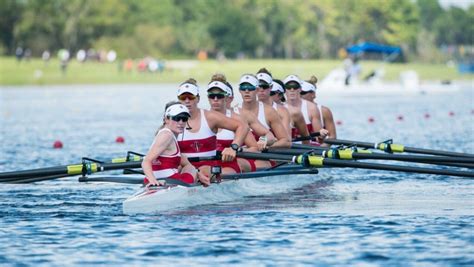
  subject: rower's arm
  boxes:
[290,112,310,145]
[322,106,337,139]
[206,110,249,146]
[233,113,259,152]
[265,107,291,148]
[278,106,292,139]
[142,131,173,184]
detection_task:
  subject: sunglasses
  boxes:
[178,94,197,101]
[239,84,257,91]
[300,91,310,95]
[285,83,301,90]
[169,115,189,122]
[207,93,226,99]
[259,83,271,89]
[271,91,284,96]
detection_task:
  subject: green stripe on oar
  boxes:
[324,139,474,158]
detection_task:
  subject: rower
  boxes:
[270,79,286,105]
[301,76,337,141]
[256,68,310,144]
[236,73,291,151]
[283,74,329,145]
[141,102,210,187]
[207,74,262,174]
[176,78,249,176]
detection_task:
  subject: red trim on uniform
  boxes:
[220,160,241,173]
[192,160,218,169]
[216,139,233,152]
[247,159,257,172]
[178,136,217,154]
[169,172,194,184]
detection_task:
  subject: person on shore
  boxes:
[176,78,249,176]
[141,102,210,188]
[301,76,337,141]
[284,74,328,145]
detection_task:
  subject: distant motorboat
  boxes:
[318,68,461,97]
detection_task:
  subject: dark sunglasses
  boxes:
[259,83,271,89]
[207,93,226,99]
[285,83,301,90]
[239,84,257,91]
[169,115,189,122]
[270,91,279,96]
[178,94,197,101]
[300,91,310,95]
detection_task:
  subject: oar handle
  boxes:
[292,132,321,142]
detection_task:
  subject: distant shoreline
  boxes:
[1,57,472,86]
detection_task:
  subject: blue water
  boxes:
[0,83,473,266]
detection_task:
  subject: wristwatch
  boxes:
[230,143,240,152]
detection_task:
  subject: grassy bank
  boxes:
[0,56,471,86]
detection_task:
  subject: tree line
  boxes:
[0,0,472,62]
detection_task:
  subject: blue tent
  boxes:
[346,42,402,55]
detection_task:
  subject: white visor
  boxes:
[256,72,273,85]
[177,83,199,96]
[301,81,316,93]
[165,104,190,117]
[239,74,259,87]
[283,75,302,86]
[207,81,232,96]
[271,82,284,93]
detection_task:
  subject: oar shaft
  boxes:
[320,158,474,178]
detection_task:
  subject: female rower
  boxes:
[142,102,210,187]
[207,74,263,173]
[256,68,310,144]
[283,74,329,144]
[301,76,337,140]
[270,79,286,105]
[176,78,249,176]
[236,73,291,151]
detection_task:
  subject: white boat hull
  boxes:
[122,174,319,215]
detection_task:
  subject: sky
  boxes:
[438,0,473,9]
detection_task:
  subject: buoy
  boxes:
[368,117,375,123]
[424,113,430,119]
[397,115,404,121]
[336,120,342,126]
[115,136,125,143]
[53,140,63,149]
[449,111,455,117]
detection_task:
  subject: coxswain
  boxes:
[142,102,210,187]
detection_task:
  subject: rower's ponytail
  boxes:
[257,67,272,77]
[307,75,318,86]
[210,73,227,83]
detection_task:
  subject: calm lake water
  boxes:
[0,83,473,266]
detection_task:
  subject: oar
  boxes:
[292,132,321,142]
[324,138,474,158]
[237,152,474,178]
[0,155,221,183]
[266,147,474,168]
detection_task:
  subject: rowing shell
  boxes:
[122,168,320,215]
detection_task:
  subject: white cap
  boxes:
[207,81,232,96]
[301,81,316,93]
[283,75,302,86]
[271,82,284,93]
[177,83,199,96]
[256,72,273,85]
[165,104,190,117]
[239,74,259,87]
